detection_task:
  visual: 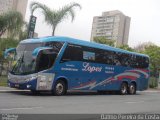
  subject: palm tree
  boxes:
[30,2,81,36]
[19,22,28,40]
[0,11,23,38]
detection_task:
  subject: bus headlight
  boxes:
[27,85,31,88]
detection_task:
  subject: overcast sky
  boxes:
[25,0,160,47]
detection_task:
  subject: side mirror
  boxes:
[4,48,16,59]
[32,47,53,59]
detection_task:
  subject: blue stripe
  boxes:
[20,36,149,57]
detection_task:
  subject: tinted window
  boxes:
[61,44,83,62]
[45,42,64,54]
[83,51,95,61]
[95,49,115,65]
[36,42,64,72]
[61,43,149,68]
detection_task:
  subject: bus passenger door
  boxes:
[59,43,83,90]
[32,47,57,90]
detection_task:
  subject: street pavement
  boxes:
[0,87,160,114]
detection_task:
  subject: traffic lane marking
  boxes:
[0,106,43,111]
[125,101,145,104]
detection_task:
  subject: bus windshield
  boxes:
[11,41,64,75]
[11,43,42,75]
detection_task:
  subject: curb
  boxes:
[0,90,30,92]
[142,90,160,93]
[0,87,30,92]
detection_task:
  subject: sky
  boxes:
[25,0,160,47]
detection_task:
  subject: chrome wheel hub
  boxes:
[130,85,135,94]
[56,83,63,94]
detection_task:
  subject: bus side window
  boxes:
[45,42,64,53]
[83,51,95,61]
[129,55,149,69]
[36,50,56,72]
[61,44,83,62]
[138,56,149,68]
[95,49,115,65]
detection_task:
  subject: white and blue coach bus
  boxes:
[5,36,149,95]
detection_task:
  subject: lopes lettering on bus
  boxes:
[82,62,102,73]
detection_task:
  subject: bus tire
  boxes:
[119,82,128,95]
[128,83,136,95]
[53,80,66,96]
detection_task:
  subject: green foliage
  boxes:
[0,11,23,37]
[19,22,28,40]
[149,77,158,88]
[0,38,19,59]
[19,30,28,41]
[141,45,160,88]
[142,45,160,76]
[93,36,115,47]
[30,2,81,36]
[0,76,7,86]
[118,45,135,52]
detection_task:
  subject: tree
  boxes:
[118,45,135,52]
[143,45,160,76]
[142,45,160,88]
[0,11,23,38]
[19,22,28,40]
[30,2,81,36]
[0,38,19,60]
[93,36,115,47]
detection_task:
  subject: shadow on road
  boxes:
[5,90,142,96]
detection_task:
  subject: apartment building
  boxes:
[91,10,131,46]
[0,0,28,20]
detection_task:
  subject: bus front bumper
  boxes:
[7,73,38,90]
[8,79,37,90]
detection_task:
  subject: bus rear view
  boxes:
[6,36,149,95]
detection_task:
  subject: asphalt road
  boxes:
[0,89,160,114]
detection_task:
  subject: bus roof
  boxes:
[20,36,149,58]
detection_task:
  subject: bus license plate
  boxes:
[15,84,19,87]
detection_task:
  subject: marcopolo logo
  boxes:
[82,62,102,73]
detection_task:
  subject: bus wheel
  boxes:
[53,80,66,96]
[119,82,128,95]
[128,83,136,95]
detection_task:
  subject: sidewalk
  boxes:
[143,88,160,93]
[0,86,29,92]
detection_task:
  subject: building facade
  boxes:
[0,0,28,38]
[0,0,28,20]
[91,10,131,46]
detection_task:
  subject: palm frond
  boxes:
[29,2,81,36]
[57,2,81,23]
[30,2,52,15]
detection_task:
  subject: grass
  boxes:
[0,76,7,86]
